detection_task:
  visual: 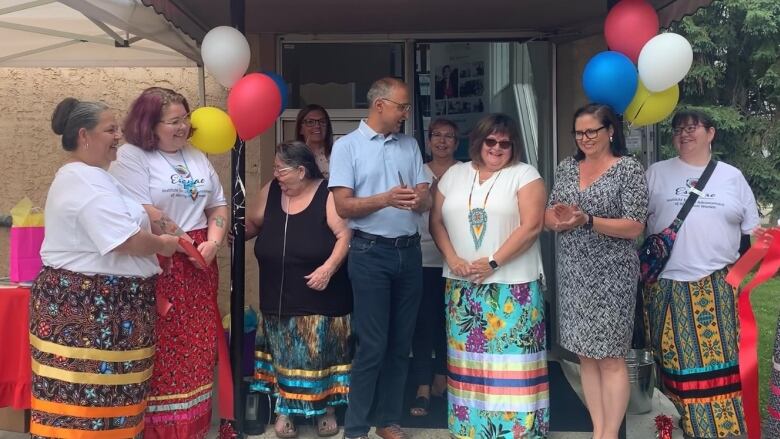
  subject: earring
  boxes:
[609,136,613,142]
[85,143,90,150]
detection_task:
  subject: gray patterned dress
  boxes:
[549,156,648,358]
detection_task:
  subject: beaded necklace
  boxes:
[467,167,501,249]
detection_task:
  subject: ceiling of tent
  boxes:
[0,0,198,67]
[141,0,714,44]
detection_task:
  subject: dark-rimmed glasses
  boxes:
[672,124,702,136]
[303,118,328,127]
[572,126,605,140]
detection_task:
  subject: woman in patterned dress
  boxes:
[30,98,179,438]
[545,103,648,439]
[110,87,230,438]
[295,104,334,178]
[247,141,352,438]
[766,302,780,436]
[644,110,760,438]
[430,113,549,438]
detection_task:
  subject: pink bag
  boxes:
[9,226,45,282]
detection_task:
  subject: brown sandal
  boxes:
[274,414,298,438]
[315,411,339,437]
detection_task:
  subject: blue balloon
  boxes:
[263,71,288,116]
[582,51,638,114]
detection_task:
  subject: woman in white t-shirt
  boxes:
[30,98,178,438]
[430,114,548,438]
[109,88,229,439]
[644,110,760,439]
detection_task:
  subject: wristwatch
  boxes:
[488,255,500,270]
[583,214,594,231]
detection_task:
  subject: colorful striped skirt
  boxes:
[644,268,745,438]
[251,313,351,417]
[144,228,220,439]
[445,279,549,439]
[765,314,780,436]
[29,266,157,439]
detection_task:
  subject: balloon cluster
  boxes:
[582,0,693,127]
[187,26,289,154]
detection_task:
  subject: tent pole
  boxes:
[229,0,247,436]
[198,64,206,107]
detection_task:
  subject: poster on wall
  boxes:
[430,42,489,159]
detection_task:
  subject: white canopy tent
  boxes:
[0,0,200,67]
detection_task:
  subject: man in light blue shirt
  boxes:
[329,77,430,439]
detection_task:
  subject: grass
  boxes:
[752,277,780,418]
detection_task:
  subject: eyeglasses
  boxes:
[484,138,513,149]
[303,118,328,127]
[431,131,457,141]
[672,124,702,136]
[381,98,412,113]
[159,115,191,127]
[272,166,295,176]
[572,126,605,140]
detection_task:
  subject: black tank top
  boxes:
[254,180,352,317]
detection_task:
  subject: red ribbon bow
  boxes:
[726,227,780,439]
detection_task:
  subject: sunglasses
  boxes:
[484,138,513,149]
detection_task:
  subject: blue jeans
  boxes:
[343,235,423,438]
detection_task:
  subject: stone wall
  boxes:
[0,67,264,316]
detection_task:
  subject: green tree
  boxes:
[660,0,780,221]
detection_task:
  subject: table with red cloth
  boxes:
[0,286,31,409]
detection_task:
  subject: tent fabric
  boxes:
[0,0,198,67]
[138,0,715,44]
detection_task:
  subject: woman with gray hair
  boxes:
[29,97,179,438]
[246,141,353,438]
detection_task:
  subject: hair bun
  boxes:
[51,97,80,135]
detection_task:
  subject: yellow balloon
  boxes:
[189,106,237,154]
[625,81,680,127]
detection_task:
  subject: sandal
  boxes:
[315,410,339,437]
[274,414,298,438]
[409,395,430,417]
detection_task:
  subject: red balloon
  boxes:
[227,73,282,141]
[604,0,659,64]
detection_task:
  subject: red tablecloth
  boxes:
[0,287,31,409]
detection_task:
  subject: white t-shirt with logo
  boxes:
[40,162,161,277]
[438,161,545,284]
[646,157,760,281]
[109,144,227,232]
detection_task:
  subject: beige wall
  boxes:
[555,34,607,162]
[0,66,261,317]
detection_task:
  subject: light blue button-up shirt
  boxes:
[328,120,431,238]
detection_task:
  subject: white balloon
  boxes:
[201,26,250,88]
[638,33,693,93]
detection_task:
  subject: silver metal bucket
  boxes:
[626,348,655,414]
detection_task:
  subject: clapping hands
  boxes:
[548,203,587,232]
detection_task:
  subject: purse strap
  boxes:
[670,159,717,231]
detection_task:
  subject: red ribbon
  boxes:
[726,227,780,439]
